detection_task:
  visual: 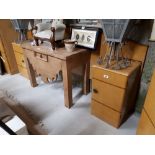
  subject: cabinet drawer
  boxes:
[137,109,155,135]
[12,43,23,54]
[92,79,125,112]
[34,52,48,62]
[14,52,26,68]
[18,65,28,78]
[91,100,121,128]
[92,66,128,88]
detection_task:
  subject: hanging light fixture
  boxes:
[99,19,136,70]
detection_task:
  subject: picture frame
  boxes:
[71,27,99,50]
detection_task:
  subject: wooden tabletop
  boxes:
[21,41,89,60]
[92,60,141,77]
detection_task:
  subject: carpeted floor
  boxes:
[0,73,140,135]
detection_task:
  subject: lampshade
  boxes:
[28,22,32,30]
[150,19,155,41]
[100,19,136,43]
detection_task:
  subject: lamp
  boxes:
[150,19,155,41]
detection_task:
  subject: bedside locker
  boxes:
[91,60,141,128]
[12,43,28,78]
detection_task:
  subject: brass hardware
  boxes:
[103,74,109,79]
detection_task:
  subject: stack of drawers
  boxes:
[91,61,141,128]
[12,43,28,78]
[137,70,155,134]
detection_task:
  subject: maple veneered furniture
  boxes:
[0,19,18,74]
[12,42,29,78]
[21,41,90,108]
[137,70,155,134]
[90,40,148,128]
[91,61,141,128]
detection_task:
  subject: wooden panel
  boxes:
[91,100,121,128]
[18,65,29,79]
[90,33,108,78]
[92,79,125,112]
[23,49,62,80]
[0,39,10,73]
[27,30,33,40]
[12,42,23,54]
[14,52,26,67]
[0,19,18,74]
[143,70,155,125]
[122,40,148,72]
[137,109,155,135]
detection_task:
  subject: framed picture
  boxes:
[71,27,99,49]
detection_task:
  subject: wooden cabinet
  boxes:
[137,70,155,134]
[0,19,18,74]
[12,43,28,78]
[91,61,141,128]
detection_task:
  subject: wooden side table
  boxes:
[21,42,90,108]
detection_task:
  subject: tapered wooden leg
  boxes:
[25,57,38,87]
[83,62,90,94]
[34,37,39,46]
[50,27,55,50]
[62,61,72,108]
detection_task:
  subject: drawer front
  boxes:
[34,52,48,62]
[18,65,28,78]
[92,79,125,112]
[137,109,155,135]
[92,66,128,88]
[91,100,121,128]
[23,49,62,79]
[14,52,26,68]
[12,43,23,54]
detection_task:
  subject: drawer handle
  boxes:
[103,74,109,79]
[93,89,98,93]
[22,60,24,63]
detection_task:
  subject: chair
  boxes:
[33,19,66,50]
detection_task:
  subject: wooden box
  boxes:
[91,61,141,128]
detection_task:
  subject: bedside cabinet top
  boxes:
[92,60,141,77]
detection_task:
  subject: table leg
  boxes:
[25,57,38,87]
[62,61,72,108]
[83,62,90,94]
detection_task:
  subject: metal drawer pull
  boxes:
[103,74,109,79]
[93,89,98,93]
